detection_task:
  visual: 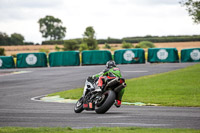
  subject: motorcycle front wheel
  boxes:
[74,97,84,113]
[95,90,116,114]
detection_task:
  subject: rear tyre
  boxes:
[74,97,84,113]
[95,90,116,114]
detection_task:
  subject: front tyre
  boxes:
[95,90,116,114]
[74,97,84,113]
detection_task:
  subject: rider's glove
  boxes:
[87,76,96,82]
[87,76,92,80]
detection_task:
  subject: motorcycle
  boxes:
[74,75,126,114]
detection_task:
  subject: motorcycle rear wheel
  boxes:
[95,90,116,114]
[74,97,84,113]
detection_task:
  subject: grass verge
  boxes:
[48,88,83,99]
[48,64,200,107]
[123,63,200,106]
[0,127,199,133]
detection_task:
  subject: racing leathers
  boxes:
[91,67,125,101]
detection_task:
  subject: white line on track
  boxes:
[31,95,47,102]
[0,71,32,76]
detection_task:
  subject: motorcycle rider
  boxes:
[86,60,125,107]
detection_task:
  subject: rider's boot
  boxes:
[95,86,102,92]
[114,100,121,108]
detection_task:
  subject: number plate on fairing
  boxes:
[83,102,95,110]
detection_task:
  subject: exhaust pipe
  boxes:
[114,83,126,93]
[104,78,120,90]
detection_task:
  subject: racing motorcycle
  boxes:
[74,75,126,114]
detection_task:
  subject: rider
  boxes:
[88,60,125,107]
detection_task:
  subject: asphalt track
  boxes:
[0,63,200,129]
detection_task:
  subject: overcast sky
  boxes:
[0,0,199,43]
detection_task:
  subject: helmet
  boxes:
[106,60,116,68]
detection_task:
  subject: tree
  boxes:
[0,48,5,56]
[38,15,66,40]
[180,0,200,24]
[83,26,98,50]
[0,32,10,45]
[10,33,24,45]
[0,32,25,45]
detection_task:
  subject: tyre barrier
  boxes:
[181,48,200,62]
[148,48,179,63]
[16,52,47,68]
[1,48,200,69]
[49,51,80,67]
[0,56,15,69]
[82,50,112,65]
[114,49,145,64]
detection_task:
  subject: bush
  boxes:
[79,43,88,52]
[42,39,82,45]
[83,38,98,50]
[135,45,141,48]
[97,38,122,44]
[111,47,117,51]
[136,41,155,48]
[24,42,34,45]
[121,41,133,48]
[0,48,5,56]
[63,40,80,51]
[104,43,111,49]
[39,48,49,54]
[11,54,17,58]
[42,40,64,45]
[55,45,62,51]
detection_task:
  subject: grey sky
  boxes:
[0,0,199,43]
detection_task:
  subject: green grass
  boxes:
[0,127,199,133]
[123,64,200,107]
[48,88,83,99]
[48,64,200,107]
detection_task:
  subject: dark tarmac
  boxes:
[0,63,199,129]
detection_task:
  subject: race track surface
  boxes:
[0,63,199,129]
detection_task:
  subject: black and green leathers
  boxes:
[93,67,125,101]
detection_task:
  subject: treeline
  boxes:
[0,32,35,46]
[41,39,82,45]
[98,35,200,44]
[42,35,200,45]
[1,33,200,46]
